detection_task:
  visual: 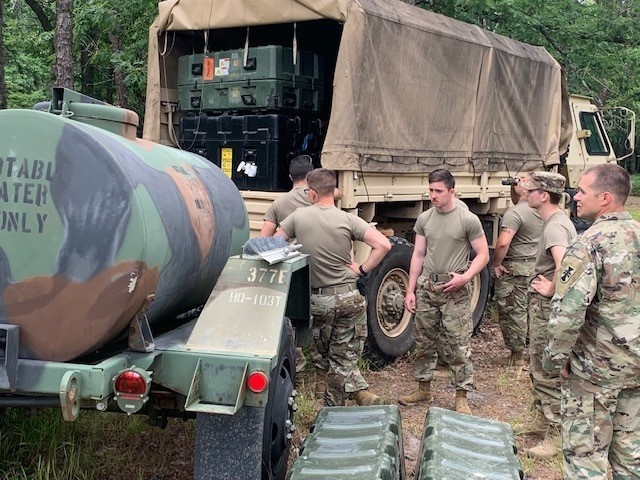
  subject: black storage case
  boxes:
[179,113,324,192]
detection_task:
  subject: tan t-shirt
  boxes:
[501,200,544,261]
[529,210,577,287]
[279,204,371,288]
[413,205,485,275]
[263,186,310,225]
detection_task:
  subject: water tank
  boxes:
[0,99,249,361]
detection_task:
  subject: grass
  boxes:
[0,407,195,480]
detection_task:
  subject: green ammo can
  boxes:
[288,405,405,480]
[416,407,523,480]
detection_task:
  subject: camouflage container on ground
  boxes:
[0,89,249,361]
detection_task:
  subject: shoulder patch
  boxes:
[560,265,575,283]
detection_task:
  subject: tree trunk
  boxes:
[0,0,7,109]
[110,27,127,108]
[53,0,74,89]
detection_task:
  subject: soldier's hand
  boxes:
[493,264,508,278]
[531,274,554,297]
[404,292,416,313]
[443,272,467,293]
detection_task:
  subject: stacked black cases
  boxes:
[179,113,324,192]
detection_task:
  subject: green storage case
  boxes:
[288,405,406,480]
[178,46,324,112]
[416,407,523,480]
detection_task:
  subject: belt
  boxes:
[311,283,358,295]
[429,272,451,283]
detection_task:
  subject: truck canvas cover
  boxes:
[145,0,567,174]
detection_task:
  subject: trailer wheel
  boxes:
[261,318,296,480]
[193,319,295,480]
[363,237,415,369]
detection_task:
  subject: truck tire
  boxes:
[470,264,491,333]
[261,318,296,480]
[193,319,295,480]
[363,237,415,369]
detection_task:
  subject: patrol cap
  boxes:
[521,171,566,195]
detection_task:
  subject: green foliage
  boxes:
[631,174,640,196]
[423,0,640,140]
[4,5,55,108]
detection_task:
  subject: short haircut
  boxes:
[289,155,314,182]
[306,168,336,196]
[548,191,562,205]
[584,164,631,204]
[428,168,455,190]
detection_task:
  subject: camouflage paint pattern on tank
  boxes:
[0,107,249,362]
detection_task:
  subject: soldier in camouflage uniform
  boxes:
[492,174,543,366]
[542,164,640,479]
[522,171,577,458]
[398,169,489,414]
[277,168,391,406]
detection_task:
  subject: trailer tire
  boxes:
[193,319,295,480]
[261,318,296,480]
[363,237,415,369]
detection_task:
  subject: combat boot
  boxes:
[354,389,385,406]
[314,368,327,399]
[525,430,560,459]
[494,351,525,367]
[517,409,551,439]
[398,381,432,406]
[455,390,472,414]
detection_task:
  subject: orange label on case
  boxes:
[203,57,214,81]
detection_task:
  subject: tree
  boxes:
[0,0,6,109]
[53,0,73,88]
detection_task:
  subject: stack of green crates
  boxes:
[288,405,406,480]
[416,407,523,480]
[178,45,324,112]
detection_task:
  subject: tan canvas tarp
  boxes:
[144,0,567,174]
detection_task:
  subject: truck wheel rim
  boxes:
[375,267,412,338]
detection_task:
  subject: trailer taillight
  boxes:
[115,370,147,396]
[111,366,151,414]
[247,371,269,393]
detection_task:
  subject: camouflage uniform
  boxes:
[413,277,473,390]
[311,290,369,406]
[494,201,542,354]
[542,212,640,479]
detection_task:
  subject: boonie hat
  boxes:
[521,171,566,195]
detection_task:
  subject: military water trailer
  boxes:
[0,88,310,480]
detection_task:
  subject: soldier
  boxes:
[492,174,543,366]
[521,171,577,458]
[276,168,391,406]
[542,164,640,479]
[398,169,489,414]
[260,156,339,397]
[259,155,314,237]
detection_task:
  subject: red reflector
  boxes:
[115,371,147,395]
[247,371,269,393]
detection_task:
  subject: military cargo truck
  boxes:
[0,88,309,480]
[143,0,635,365]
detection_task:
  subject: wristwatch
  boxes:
[359,264,367,276]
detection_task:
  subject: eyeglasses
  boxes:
[304,188,316,194]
